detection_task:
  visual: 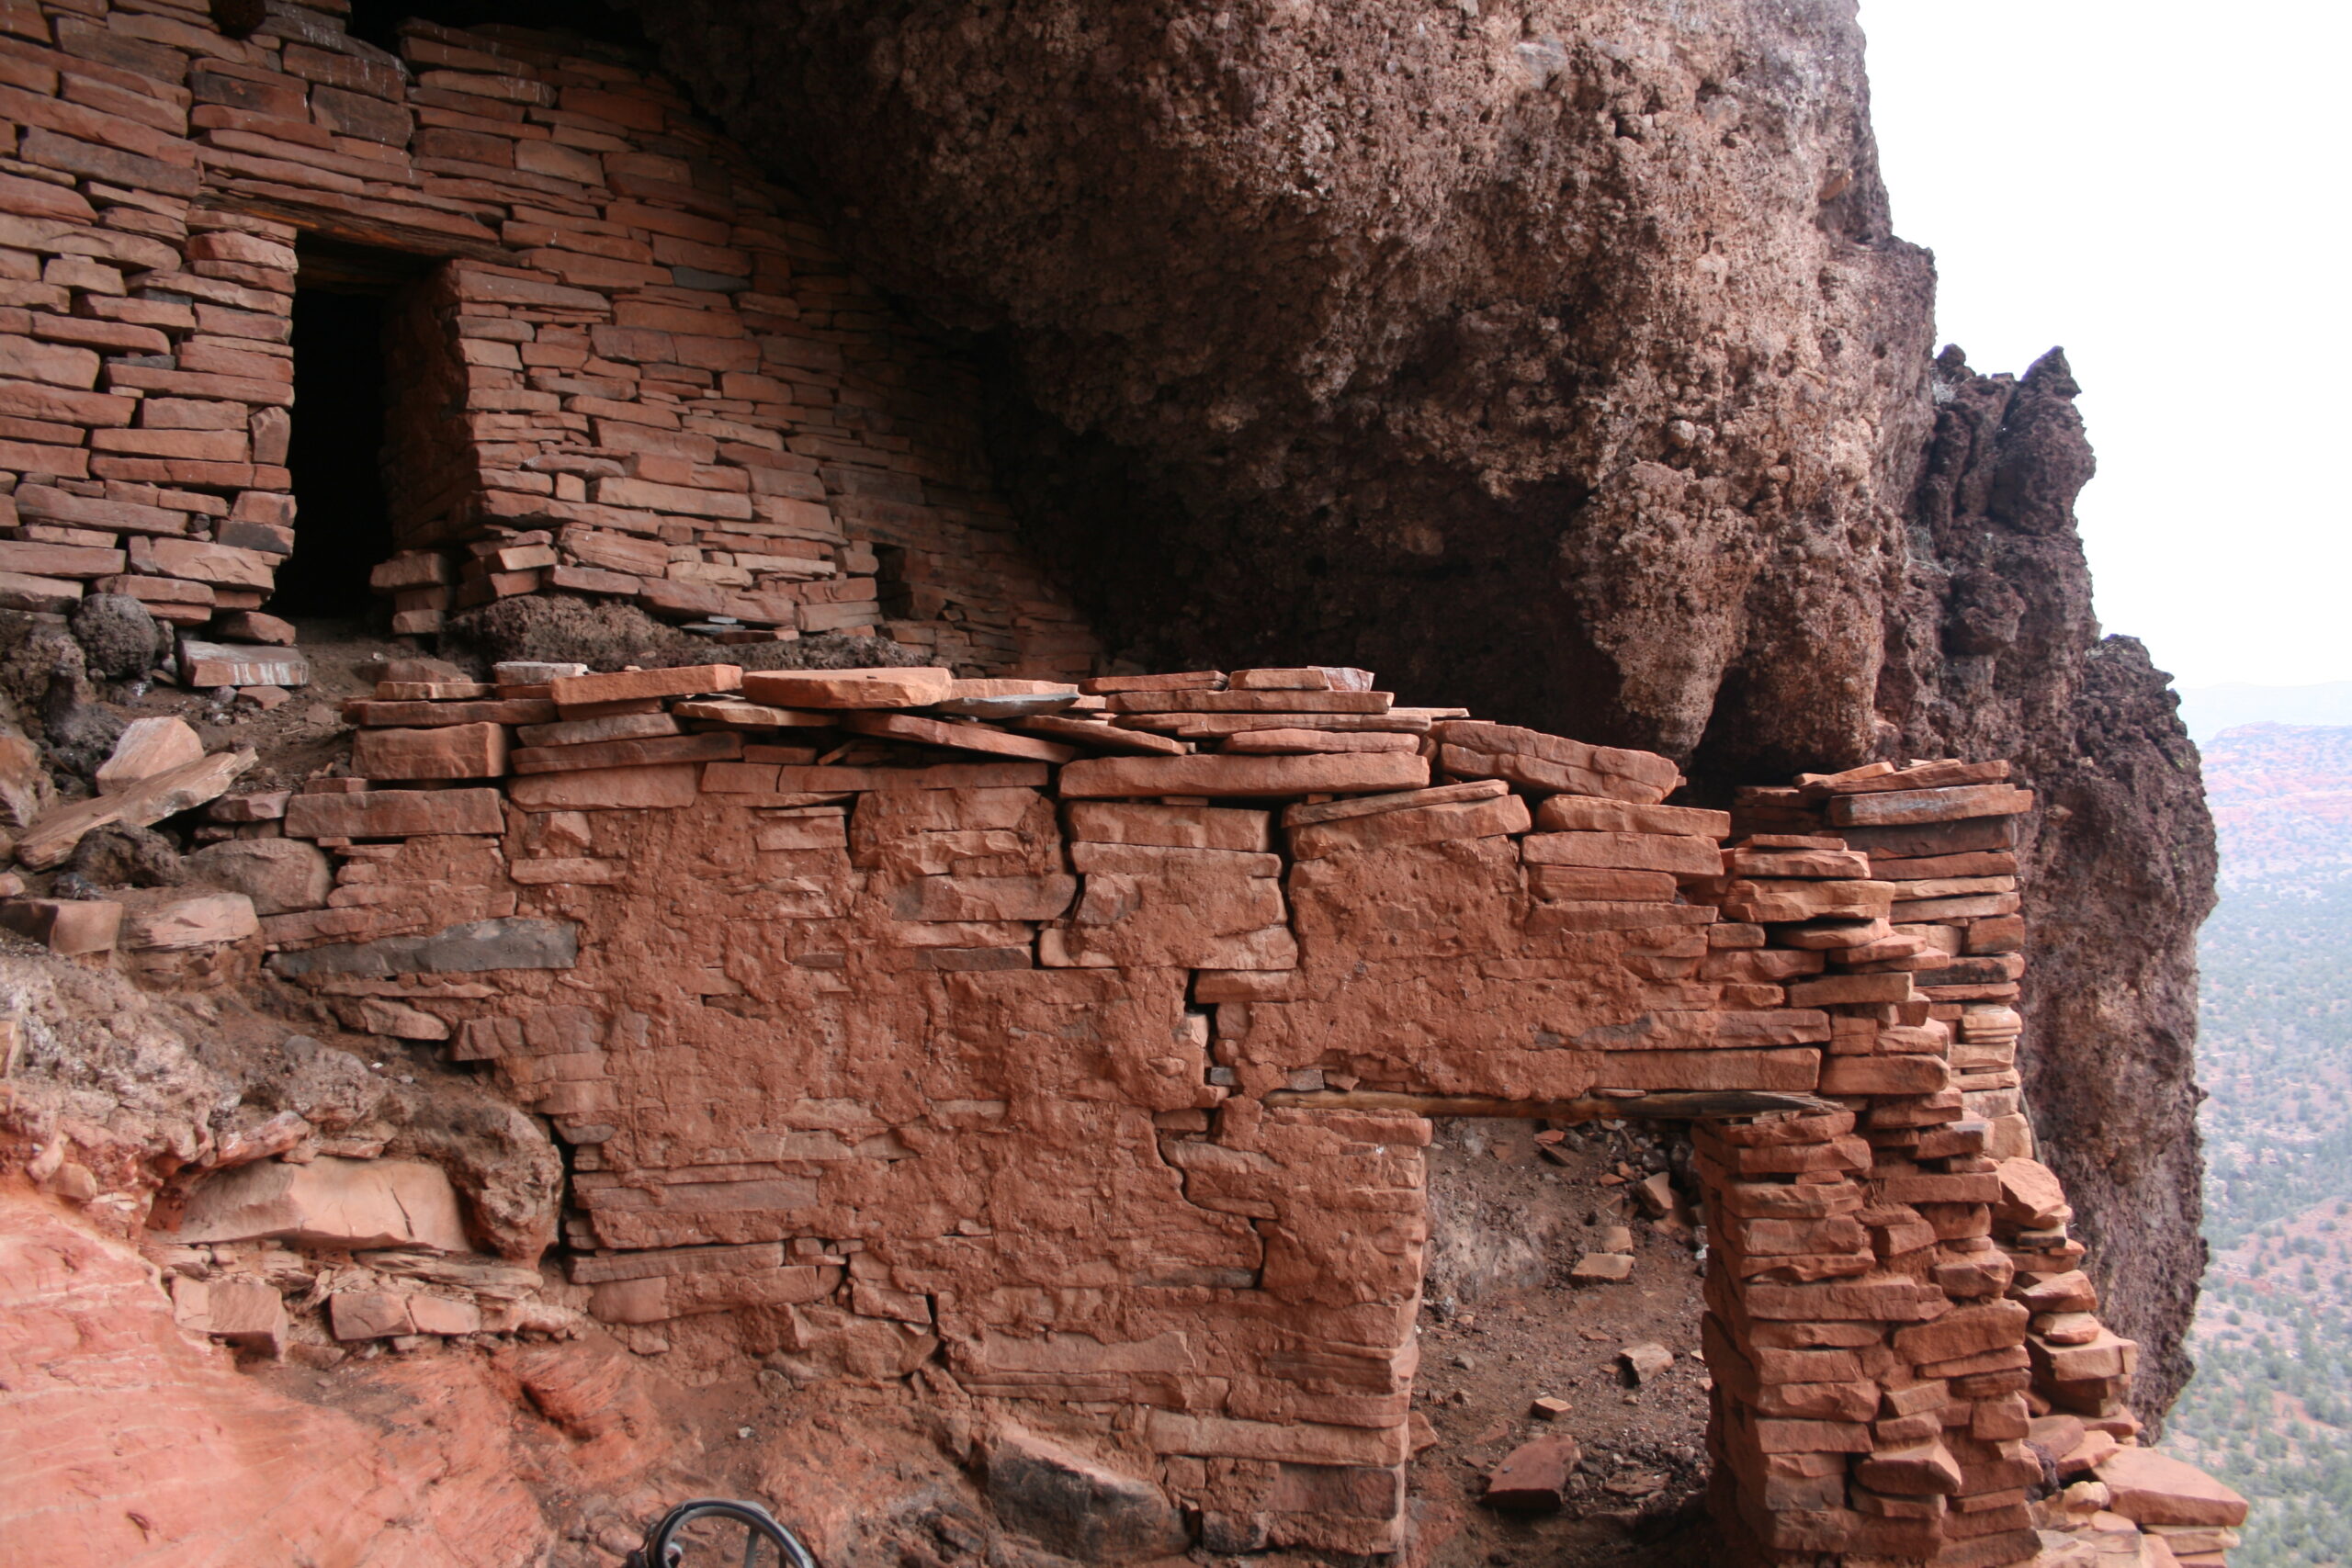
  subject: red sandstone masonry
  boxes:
[199,664,2239,1565]
[0,3,1095,674]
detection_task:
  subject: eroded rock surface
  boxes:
[0,1191,553,1568]
[1882,351,2216,1407]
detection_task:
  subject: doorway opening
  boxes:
[274,242,426,621]
[1411,1115,1713,1551]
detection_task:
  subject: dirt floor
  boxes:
[1405,1118,1719,1568]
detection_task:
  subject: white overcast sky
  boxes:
[1856,2,2349,691]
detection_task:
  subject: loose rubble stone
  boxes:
[68,592,164,679]
[198,1277,291,1358]
[95,716,205,795]
[1620,1343,1673,1383]
[0,733,51,830]
[17,749,254,869]
[178,1157,469,1253]
[60,823,185,890]
[1480,1437,1581,1511]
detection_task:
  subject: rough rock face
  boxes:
[1882,350,2217,1411]
[628,1,2214,1408]
[0,1191,554,1568]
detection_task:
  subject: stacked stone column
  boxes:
[1696,763,2149,1565]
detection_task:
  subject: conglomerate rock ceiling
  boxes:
[620,0,2215,1409]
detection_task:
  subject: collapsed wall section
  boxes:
[0,0,1095,673]
[74,657,2235,1566]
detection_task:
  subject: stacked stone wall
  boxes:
[55,656,2225,1566]
[0,0,1095,672]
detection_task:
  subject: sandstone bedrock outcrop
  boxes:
[628,0,2215,1408]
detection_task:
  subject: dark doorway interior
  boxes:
[277,288,395,619]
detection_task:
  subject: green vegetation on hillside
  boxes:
[2163,859,2352,1567]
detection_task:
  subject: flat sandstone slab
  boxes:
[176,1156,468,1252]
[1222,728,1419,754]
[1825,784,2034,827]
[1065,802,1272,852]
[511,732,741,775]
[1521,830,1723,876]
[1058,751,1428,799]
[548,664,742,706]
[1290,792,1529,859]
[18,749,255,868]
[741,667,955,709]
[1105,688,1393,715]
[2093,1450,2250,1528]
[1016,715,1192,755]
[284,787,505,840]
[509,761,702,810]
[351,722,510,781]
[843,711,1078,762]
[180,639,310,689]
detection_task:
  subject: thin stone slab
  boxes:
[1221,728,1419,754]
[283,787,506,840]
[741,667,955,709]
[842,710,1079,762]
[179,638,310,689]
[1058,751,1428,799]
[17,748,255,868]
[1015,715,1193,755]
[1283,779,1507,829]
[514,711,679,748]
[933,678,1080,718]
[673,699,835,728]
[510,733,741,775]
[548,663,742,706]
[1825,784,2034,827]
[1104,689,1393,716]
[1117,711,1432,738]
[508,761,703,809]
